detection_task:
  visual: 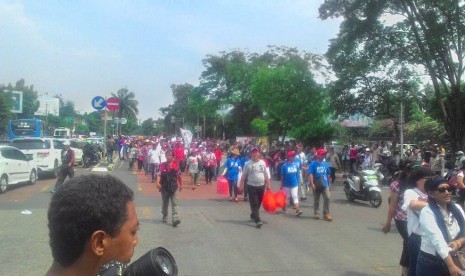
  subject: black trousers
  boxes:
[54,166,74,191]
[247,184,265,223]
[395,219,409,267]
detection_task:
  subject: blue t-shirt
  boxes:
[281,161,300,188]
[225,157,241,181]
[308,160,330,188]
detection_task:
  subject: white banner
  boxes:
[179,128,193,146]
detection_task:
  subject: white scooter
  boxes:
[344,163,383,208]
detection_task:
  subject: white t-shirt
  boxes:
[148,148,160,164]
[403,188,428,235]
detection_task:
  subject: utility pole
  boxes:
[400,101,404,159]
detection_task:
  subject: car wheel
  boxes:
[0,175,8,193]
[29,169,37,185]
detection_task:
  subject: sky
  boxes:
[0,0,341,121]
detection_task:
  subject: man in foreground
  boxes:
[46,174,139,276]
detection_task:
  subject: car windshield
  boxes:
[11,140,51,150]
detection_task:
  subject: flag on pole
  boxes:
[179,128,193,146]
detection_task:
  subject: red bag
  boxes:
[274,189,286,208]
[262,190,277,212]
[216,176,229,195]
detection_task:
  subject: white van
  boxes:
[10,137,63,178]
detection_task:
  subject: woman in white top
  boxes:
[417,176,465,276]
[402,166,434,276]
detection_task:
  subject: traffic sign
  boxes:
[91,96,106,110]
[120,118,127,124]
[106,97,120,111]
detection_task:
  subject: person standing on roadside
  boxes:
[238,148,270,228]
[105,135,115,164]
[156,149,182,227]
[51,141,75,193]
[308,148,333,221]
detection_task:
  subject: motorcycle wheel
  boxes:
[369,191,382,208]
[344,182,355,201]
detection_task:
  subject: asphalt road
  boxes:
[0,159,402,275]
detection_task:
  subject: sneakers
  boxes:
[243,197,248,202]
[313,213,320,220]
[172,219,181,227]
[229,197,234,201]
[256,221,263,228]
[323,213,333,221]
[295,209,303,216]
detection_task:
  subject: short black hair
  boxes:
[48,174,134,267]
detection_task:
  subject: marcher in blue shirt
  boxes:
[281,151,303,216]
[222,148,242,202]
[308,148,332,221]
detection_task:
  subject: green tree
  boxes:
[251,58,332,144]
[319,0,465,153]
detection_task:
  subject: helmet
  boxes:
[383,151,392,157]
[457,151,464,156]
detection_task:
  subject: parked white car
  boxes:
[10,137,63,178]
[57,139,83,165]
[0,145,38,193]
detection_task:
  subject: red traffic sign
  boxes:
[106,97,120,111]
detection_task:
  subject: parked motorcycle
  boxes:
[83,143,100,168]
[344,165,383,208]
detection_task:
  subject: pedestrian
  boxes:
[349,143,358,173]
[128,142,137,170]
[185,149,201,189]
[341,144,350,172]
[416,176,465,276]
[308,148,332,221]
[46,174,138,276]
[281,150,303,216]
[326,147,341,184]
[51,141,75,193]
[105,135,115,164]
[222,148,242,202]
[148,142,160,183]
[295,144,308,201]
[402,166,433,276]
[238,147,270,228]
[382,160,412,276]
[156,149,182,227]
[136,144,144,172]
[203,147,217,184]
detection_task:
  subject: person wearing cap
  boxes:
[416,176,465,275]
[239,147,270,228]
[402,167,434,276]
[51,141,75,193]
[222,148,242,202]
[308,148,332,221]
[281,150,303,216]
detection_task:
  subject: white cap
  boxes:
[63,141,70,146]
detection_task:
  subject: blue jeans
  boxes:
[228,179,237,198]
[106,150,114,163]
[416,251,449,276]
[408,233,422,276]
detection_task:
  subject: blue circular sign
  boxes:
[91,96,106,110]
